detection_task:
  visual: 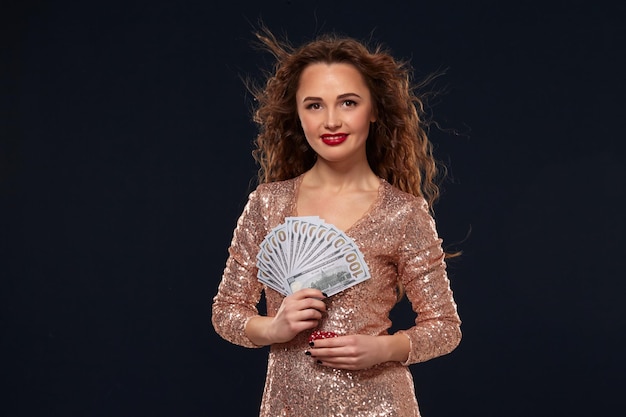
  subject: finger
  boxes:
[309,335,345,348]
[309,345,349,360]
[295,308,323,322]
[286,296,326,314]
[293,288,328,300]
[283,295,325,312]
[301,297,327,313]
[314,356,357,370]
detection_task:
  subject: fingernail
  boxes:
[304,350,311,356]
[309,341,315,347]
[316,360,322,364]
[322,292,328,297]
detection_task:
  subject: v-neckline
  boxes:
[291,174,385,234]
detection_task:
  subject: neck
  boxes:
[304,161,379,192]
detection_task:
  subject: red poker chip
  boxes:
[308,330,338,344]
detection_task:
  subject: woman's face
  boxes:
[296,62,376,164]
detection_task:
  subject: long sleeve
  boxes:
[211,188,266,348]
[394,198,462,365]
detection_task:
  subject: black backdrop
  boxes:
[2,1,625,416]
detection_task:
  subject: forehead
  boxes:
[297,62,370,96]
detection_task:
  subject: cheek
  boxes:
[299,116,315,134]
[297,111,306,128]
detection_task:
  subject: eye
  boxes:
[342,100,357,107]
[305,102,322,110]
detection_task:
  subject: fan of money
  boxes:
[256,216,371,297]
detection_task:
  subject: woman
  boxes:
[212,27,462,416]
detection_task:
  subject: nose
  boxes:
[323,109,342,129]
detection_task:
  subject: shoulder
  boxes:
[380,180,430,214]
[235,178,299,233]
[255,177,297,192]
[376,180,439,234]
[245,177,299,214]
[378,181,442,246]
[251,177,298,199]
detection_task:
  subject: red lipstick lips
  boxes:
[321,134,348,146]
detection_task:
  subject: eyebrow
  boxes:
[301,93,362,102]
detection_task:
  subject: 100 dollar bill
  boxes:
[286,245,370,296]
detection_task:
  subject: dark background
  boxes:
[2,1,625,416]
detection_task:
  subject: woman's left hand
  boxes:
[307,334,400,371]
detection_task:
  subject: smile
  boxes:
[321,134,348,146]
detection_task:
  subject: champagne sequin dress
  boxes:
[212,175,462,417]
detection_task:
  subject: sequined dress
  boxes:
[212,175,461,417]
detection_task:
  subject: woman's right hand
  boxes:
[269,288,327,343]
[245,288,327,345]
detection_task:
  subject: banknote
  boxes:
[256,216,371,296]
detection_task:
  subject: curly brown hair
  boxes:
[247,26,445,210]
